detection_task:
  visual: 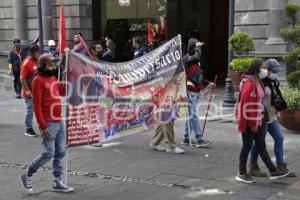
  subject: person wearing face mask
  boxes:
[182,40,212,148]
[249,59,296,178]
[132,36,149,59]
[19,54,74,193]
[105,33,115,60]
[235,59,290,183]
[8,37,39,98]
[20,44,41,137]
[44,40,59,58]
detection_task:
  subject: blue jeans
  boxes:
[28,122,66,178]
[24,97,33,130]
[250,120,284,166]
[184,92,202,141]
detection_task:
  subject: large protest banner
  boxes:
[66,35,188,146]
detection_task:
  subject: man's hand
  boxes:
[25,91,32,98]
[41,128,51,138]
[196,42,204,47]
[8,64,13,75]
[251,127,259,133]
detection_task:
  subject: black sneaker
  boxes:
[269,170,290,180]
[16,94,22,99]
[182,138,196,145]
[235,173,256,183]
[53,179,74,193]
[19,173,33,193]
[24,128,38,137]
[196,139,211,148]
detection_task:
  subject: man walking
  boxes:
[20,44,40,137]
[19,54,74,193]
[8,37,38,98]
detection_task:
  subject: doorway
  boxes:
[92,0,229,82]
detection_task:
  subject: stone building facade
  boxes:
[0,0,299,82]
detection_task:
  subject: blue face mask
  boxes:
[269,73,278,80]
[259,69,268,79]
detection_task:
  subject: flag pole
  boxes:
[202,75,218,136]
[178,34,192,147]
[78,35,93,58]
[64,49,70,185]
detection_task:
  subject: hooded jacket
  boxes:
[236,75,265,133]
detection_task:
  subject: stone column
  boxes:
[42,0,53,43]
[265,0,288,45]
[13,0,28,42]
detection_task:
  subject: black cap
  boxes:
[29,44,40,53]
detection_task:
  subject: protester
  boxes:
[8,37,39,98]
[91,39,113,62]
[183,40,211,148]
[72,32,86,55]
[90,43,101,61]
[132,36,149,59]
[20,44,40,137]
[105,33,115,60]
[188,30,202,56]
[249,59,296,177]
[44,40,59,58]
[101,39,114,62]
[19,54,74,193]
[236,59,290,183]
[150,87,185,154]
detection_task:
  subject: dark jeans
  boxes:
[251,120,284,166]
[239,127,276,175]
[12,68,21,95]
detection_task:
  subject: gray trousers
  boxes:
[151,121,176,149]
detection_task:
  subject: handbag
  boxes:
[273,95,287,111]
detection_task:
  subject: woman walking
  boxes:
[235,59,290,183]
[249,59,296,177]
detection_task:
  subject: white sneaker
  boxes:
[150,144,166,152]
[166,147,184,154]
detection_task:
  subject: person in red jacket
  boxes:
[235,59,289,183]
[19,54,74,193]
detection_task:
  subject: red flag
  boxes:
[147,23,156,45]
[58,0,67,54]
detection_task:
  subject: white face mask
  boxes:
[269,73,278,80]
[259,69,268,79]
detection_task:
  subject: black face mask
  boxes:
[14,44,21,49]
[38,67,58,77]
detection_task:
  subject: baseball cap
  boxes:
[29,44,40,53]
[38,54,59,68]
[48,40,56,46]
[264,59,284,73]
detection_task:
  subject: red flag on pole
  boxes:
[58,0,67,54]
[147,23,156,45]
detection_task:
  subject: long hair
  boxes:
[246,58,263,76]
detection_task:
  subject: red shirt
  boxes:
[32,75,66,129]
[20,57,38,97]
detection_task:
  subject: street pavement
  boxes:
[0,74,300,200]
